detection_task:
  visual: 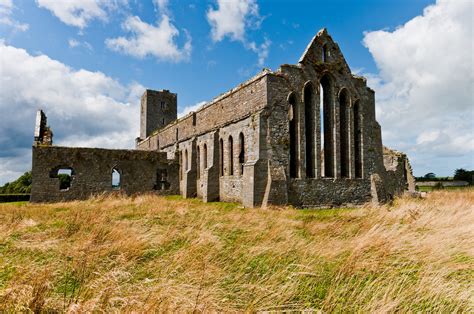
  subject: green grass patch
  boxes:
[0,264,16,288]
[417,186,433,192]
[295,208,353,222]
[164,195,183,201]
[139,238,189,263]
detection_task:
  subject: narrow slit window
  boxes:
[239,133,245,175]
[322,44,328,62]
[219,139,224,176]
[197,145,200,179]
[185,149,188,172]
[229,136,234,176]
[203,144,208,169]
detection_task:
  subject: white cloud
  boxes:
[246,37,270,67]
[363,0,474,176]
[0,0,29,31]
[178,101,207,118]
[106,1,191,62]
[0,42,144,184]
[68,38,80,48]
[68,38,93,50]
[207,0,270,67]
[153,0,169,15]
[35,0,126,29]
[207,0,259,42]
[106,15,191,62]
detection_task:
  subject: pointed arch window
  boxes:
[304,83,315,178]
[288,93,298,178]
[339,89,350,178]
[320,74,334,177]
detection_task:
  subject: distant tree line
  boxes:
[453,168,473,185]
[415,168,473,185]
[0,171,32,194]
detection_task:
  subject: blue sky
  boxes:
[0,0,472,184]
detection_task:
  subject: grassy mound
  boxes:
[0,190,472,312]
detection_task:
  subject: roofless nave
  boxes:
[30,29,415,206]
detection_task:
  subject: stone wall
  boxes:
[137,70,269,151]
[382,147,416,197]
[31,28,414,208]
[258,29,390,207]
[31,146,179,202]
[140,89,177,139]
[288,179,371,208]
[132,28,414,208]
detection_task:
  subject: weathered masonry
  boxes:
[31,29,414,206]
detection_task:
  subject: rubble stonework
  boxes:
[30,29,414,206]
[33,109,53,146]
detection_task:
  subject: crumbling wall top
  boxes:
[33,109,53,146]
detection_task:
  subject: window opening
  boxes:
[229,136,234,176]
[354,100,362,178]
[289,93,298,178]
[304,83,315,178]
[154,169,170,190]
[219,139,224,176]
[320,75,334,177]
[112,168,121,190]
[239,133,245,175]
[197,145,200,179]
[50,167,74,191]
[203,144,208,169]
[339,89,350,178]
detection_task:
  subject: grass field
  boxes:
[0,190,473,312]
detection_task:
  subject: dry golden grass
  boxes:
[0,189,472,312]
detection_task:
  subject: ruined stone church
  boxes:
[30,29,415,207]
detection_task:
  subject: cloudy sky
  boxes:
[0,0,472,184]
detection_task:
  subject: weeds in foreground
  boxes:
[0,190,472,311]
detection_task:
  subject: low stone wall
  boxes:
[288,178,371,208]
[31,146,179,202]
[416,181,469,187]
[0,194,31,203]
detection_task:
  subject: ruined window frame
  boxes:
[111,167,122,190]
[338,88,351,178]
[288,92,298,178]
[353,100,363,179]
[49,166,75,191]
[303,81,316,179]
[319,73,335,178]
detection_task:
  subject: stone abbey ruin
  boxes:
[31,29,415,207]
